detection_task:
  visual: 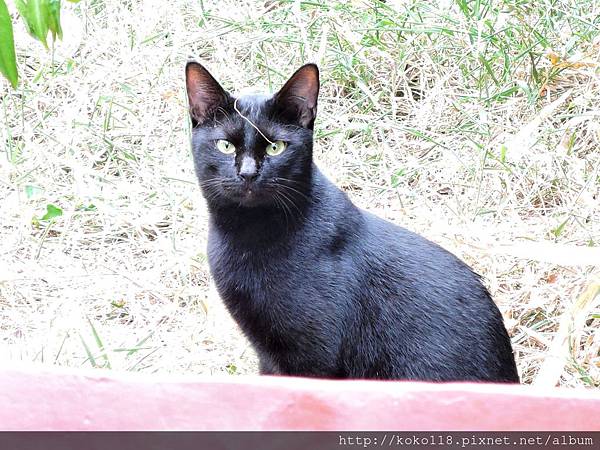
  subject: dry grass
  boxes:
[1,0,599,387]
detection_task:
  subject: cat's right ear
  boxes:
[185,62,230,127]
[274,64,320,129]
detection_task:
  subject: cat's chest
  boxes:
[206,230,293,296]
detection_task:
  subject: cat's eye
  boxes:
[266,140,287,156]
[216,139,236,154]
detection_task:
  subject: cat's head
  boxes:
[186,62,319,208]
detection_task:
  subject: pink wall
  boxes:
[1,366,599,430]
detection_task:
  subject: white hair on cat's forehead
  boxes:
[237,86,269,97]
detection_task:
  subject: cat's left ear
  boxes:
[186,61,230,127]
[274,64,319,129]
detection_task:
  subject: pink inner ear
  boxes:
[186,64,227,123]
[276,65,320,128]
[282,66,319,107]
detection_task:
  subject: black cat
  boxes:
[185,62,519,382]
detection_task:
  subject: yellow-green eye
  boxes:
[216,139,235,154]
[266,140,287,156]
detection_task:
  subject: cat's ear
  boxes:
[274,64,319,129]
[186,61,230,126]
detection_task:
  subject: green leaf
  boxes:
[0,0,18,88]
[14,0,30,32]
[47,0,62,40]
[551,218,569,238]
[17,0,51,49]
[41,203,63,220]
[25,185,43,198]
[499,145,507,163]
[32,203,63,226]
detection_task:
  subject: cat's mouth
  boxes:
[201,178,274,207]
[227,183,268,206]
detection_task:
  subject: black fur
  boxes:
[186,62,519,382]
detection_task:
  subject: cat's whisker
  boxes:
[279,194,295,230]
[201,188,222,204]
[199,177,222,185]
[274,182,310,202]
[276,188,305,220]
[199,178,227,189]
[272,192,292,230]
[198,177,230,204]
[274,177,308,187]
[215,106,232,121]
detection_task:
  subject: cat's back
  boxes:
[311,172,488,291]
[356,208,503,326]
[361,210,486,293]
[309,171,489,293]
[348,210,518,381]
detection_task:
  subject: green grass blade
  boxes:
[0,0,18,88]
[127,331,155,357]
[87,317,112,369]
[78,332,98,368]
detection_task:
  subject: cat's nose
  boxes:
[239,172,258,182]
[238,155,258,182]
